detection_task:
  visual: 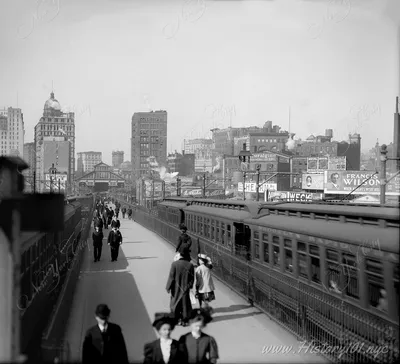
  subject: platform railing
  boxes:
[40,196,95,363]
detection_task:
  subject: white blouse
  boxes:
[160,337,172,363]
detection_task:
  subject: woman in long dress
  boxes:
[195,254,216,309]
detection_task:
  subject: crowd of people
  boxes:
[83,196,219,363]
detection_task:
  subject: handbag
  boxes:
[189,290,197,306]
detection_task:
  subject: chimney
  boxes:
[242,143,246,151]
[182,150,185,155]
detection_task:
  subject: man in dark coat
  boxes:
[82,304,128,364]
[92,226,104,262]
[166,254,194,326]
[102,207,109,229]
[176,224,192,256]
[108,226,123,262]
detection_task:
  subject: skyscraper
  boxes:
[77,151,102,175]
[23,142,36,177]
[0,107,25,157]
[112,150,124,168]
[34,92,75,193]
[131,110,167,179]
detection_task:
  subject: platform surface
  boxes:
[64,205,327,363]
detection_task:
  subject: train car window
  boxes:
[366,258,385,311]
[342,253,359,299]
[216,221,220,243]
[309,244,320,283]
[211,220,215,241]
[272,236,280,267]
[284,239,293,273]
[326,249,341,293]
[297,241,308,279]
[200,216,204,236]
[221,222,225,245]
[253,231,260,260]
[262,233,269,263]
[227,224,232,247]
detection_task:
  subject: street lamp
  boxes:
[238,143,252,201]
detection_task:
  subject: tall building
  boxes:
[34,92,75,193]
[0,107,25,157]
[184,138,213,172]
[77,151,102,175]
[23,142,36,176]
[112,150,124,168]
[167,151,195,176]
[131,110,167,179]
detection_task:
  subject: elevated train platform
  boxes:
[64,206,326,363]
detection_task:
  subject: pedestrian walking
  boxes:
[102,208,108,229]
[143,313,185,364]
[176,224,192,256]
[178,308,219,364]
[111,216,121,229]
[115,207,120,219]
[121,207,126,219]
[195,254,216,309]
[92,226,104,262]
[108,225,123,262]
[166,252,194,326]
[127,208,132,220]
[82,304,129,364]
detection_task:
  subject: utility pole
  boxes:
[380,145,388,205]
[162,180,165,200]
[33,171,36,193]
[177,177,181,197]
[255,164,261,201]
[202,173,206,198]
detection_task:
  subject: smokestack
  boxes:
[242,143,246,151]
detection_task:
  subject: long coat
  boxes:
[143,339,185,364]
[166,259,194,319]
[82,323,128,364]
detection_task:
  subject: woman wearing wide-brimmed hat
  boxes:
[143,313,185,364]
[195,254,216,309]
[178,308,219,364]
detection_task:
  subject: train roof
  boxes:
[183,204,253,221]
[244,214,399,254]
[257,202,399,228]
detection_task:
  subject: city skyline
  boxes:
[1,0,399,165]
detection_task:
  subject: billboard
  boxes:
[251,152,277,162]
[302,173,324,190]
[328,156,346,170]
[269,191,323,202]
[44,173,68,190]
[307,157,328,172]
[324,171,400,195]
[238,182,277,192]
[43,141,70,174]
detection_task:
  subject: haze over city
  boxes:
[1,0,399,165]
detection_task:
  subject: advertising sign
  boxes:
[251,152,277,162]
[238,182,277,192]
[328,156,346,171]
[45,173,67,190]
[324,171,400,195]
[302,173,324,190]
[307,157,328,172]
[269,191,323,202]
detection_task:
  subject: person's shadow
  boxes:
[212,304,251,314]
[212,311,264,323]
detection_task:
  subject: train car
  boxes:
[19,195,93,358]
[157,198,399,363]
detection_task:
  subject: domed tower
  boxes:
[43,92,62,117]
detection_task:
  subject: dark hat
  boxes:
[152,312,177,330]
[179,223,187,231]
[189,308,213,325]
[95,304,110,319]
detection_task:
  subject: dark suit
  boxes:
[82,322,128,364]
[143,339,185,364]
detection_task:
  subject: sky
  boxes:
[0,0,399,166]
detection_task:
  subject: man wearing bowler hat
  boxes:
[82,304,129,364]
